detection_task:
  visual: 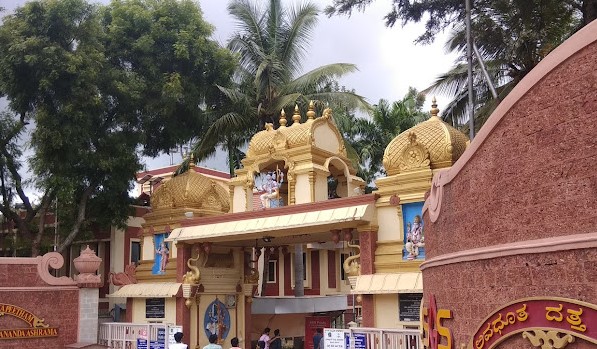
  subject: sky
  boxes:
[2,0,457,173]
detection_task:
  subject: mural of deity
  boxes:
[402,202,425,260]
[152,233,169,275]
[204,299,231,341]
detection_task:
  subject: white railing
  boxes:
[346,327,421,349]
[99,322,175,349]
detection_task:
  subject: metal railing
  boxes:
[98,322,173,349]
[347,327,421,349]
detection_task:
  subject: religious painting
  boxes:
[204,299,231,341]
[152,233,169,275]
[401,202,425,260]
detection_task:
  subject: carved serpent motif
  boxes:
[343,242,361,277]
[182,249,205,285]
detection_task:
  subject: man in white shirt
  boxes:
[171,332,188,349]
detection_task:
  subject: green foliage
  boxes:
[0,0,235,255]
[423,0,579,129]
[192,0,370,174]
[325,0,589,44]
[336,88,427,191]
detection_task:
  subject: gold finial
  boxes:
[279,109,287,127]
[306,100,316,121]
[189,153,196,170]
[430,97,440,119]
[292,104,301,124]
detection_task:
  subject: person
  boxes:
[313,328,323,349]
[270,329,282,349]
[258,327,275,349]
[204,334,223,349]
[156,241,169,273]
[230,337,242,349]
[259,173,279,209]
[170,332,188,349]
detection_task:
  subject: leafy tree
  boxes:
[324,0,593,44]
[192,0,371,174]
[0,0,235,256]
[423,0,578,129]
[336,88,427,191]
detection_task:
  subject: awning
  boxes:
[352,273,423,294]
[251,295,348,314]
[107,282,182,298]
[167,204,374,243]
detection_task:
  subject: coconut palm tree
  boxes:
[424,0,579,130]
[192,0,370,173]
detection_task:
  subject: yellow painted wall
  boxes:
[233,185,247,213]
[294,174,310,204]
[313,125,340,154]
[132,298,177,324]
[374,294,399,328]
[376,206,402,242]
[315,172,328,202]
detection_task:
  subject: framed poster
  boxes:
[146,298,165,319]
[399,293,422,322]
[401,202,425,260]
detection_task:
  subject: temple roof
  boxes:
[383,98,469,175]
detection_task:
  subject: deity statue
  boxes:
[405,215,425,260]
[259,169,284,209]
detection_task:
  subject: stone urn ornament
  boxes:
[73,245,102,284]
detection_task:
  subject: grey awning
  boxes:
[251,295,348,314]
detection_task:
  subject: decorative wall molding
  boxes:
[421,232,597,270]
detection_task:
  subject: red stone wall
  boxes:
[0,264,79,349]
[426,41,597,259]
[422,24,597,349]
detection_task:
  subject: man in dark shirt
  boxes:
[313,328,323,349]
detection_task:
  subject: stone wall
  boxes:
[0,257,80,348]
[421,19,597,349]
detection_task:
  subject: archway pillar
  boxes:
[357,226,378,328]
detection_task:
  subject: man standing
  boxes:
[170,332,188,349]
[313,328,323,349]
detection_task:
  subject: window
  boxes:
[267,260,277,283]
[290,250,311,287]
[340,253,350,280]
[131,240,141,265]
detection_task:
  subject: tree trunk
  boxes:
[293,244,304,297]
[57,185,94,253]
[583,0,597,25]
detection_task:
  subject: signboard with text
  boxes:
[0,304,59,340]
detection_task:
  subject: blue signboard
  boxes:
[345,333,366,349]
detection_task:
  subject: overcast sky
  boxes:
[2,0,457,172]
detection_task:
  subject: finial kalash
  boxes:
[292,104,301,125]
[279,109,287,127]
[430,97,440,119]
[307,100,316,121]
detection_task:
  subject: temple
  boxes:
[107,99,469,348]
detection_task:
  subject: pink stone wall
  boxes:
[422,21,597,349]
[0,289,79,348]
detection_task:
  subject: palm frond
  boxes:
[280,2,319,76]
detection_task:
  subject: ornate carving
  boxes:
[397,132,431,172]
[343,241,361,277]
[109,264,137,286]
[425,170,447,223]
[522,330,575,349]
[183,248,206,285]
[38,252,77,286]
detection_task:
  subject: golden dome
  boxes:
[245,104,347,158]
[246,123,276,157]
[383,99,469,175]
[151,161,230,213]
